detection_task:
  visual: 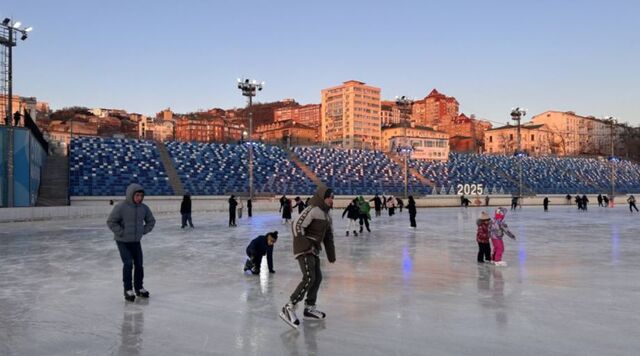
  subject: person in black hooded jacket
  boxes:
[243,231,278,274]
[341,198,359,236]
[180,193,194,228]
[229,195,238,227]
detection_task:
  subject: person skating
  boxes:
[485,195,490,206]
[407,195,417,228]
[281,196,293,224]
[387,196,396,216]
[180,193,194,228]
[228,195,238,227]
[490,207,516,266]
[279,186,336,329]
[247,199,252,217]
[543,196,549,212]
[510,196,519,210]
[243,231,278,275]
[582,195,589,211]
[107,183,156,302]
[628,195,639,212]
[597,194,603,207]
[370,194,382,217]
[603,195,609,207]
[237,199,244,219]
[356,196,371,233]
[396,197,404,213]
[565,194,572,205]
[476,211,491,263]
[294,196,306,214]
[341,199,359,236]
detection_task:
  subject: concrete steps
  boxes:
[286,149,323,187]
[36,154,69,206]
[155,142,185,196]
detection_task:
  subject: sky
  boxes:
[3,0,640,126]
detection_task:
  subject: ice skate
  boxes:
[124,290,135,302]
[496,261,508,267]
[303,305,326,320]
[243,259,253,272]
[353,230,358,236]
[346,231,349,236]
[135,288,150,298]
[279,303,300,329]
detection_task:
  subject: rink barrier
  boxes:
[0,194,632,223]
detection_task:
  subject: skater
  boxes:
[582,195,589,211]
[247,199,252,217]
[382,195,388,211]
[107,183,156,302]
[566,194,572,205]
[387,196,396,216]
[597,194,603,207]
[575,195,582,210]
[543,196,549,212]
[341,198,359,236]
[180,193,194,228]
[490,208,516,266]
[281,196,293,224]
[237,199,244,219]
[396,197,404,213]
[370,194,382,217]
[485,195,490,207]
[294,196,306,214]
[357,196,371,233]
[628,195,638,212]
[476,211,491,263]
[462,196,471,208]
[460,195,466,207]
[228,195,238,227]
[603,195,609,207]
[243,231,278,275]
[510,196,519,210]
[279,186,336,329]
[407,195,417,228]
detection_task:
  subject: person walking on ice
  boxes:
[490,207,516,267]
[243,231,278,275]
[279,186,336,329]
[107,183,156,302]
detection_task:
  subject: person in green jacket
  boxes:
[356,195,371,233]
[107,183,156,302]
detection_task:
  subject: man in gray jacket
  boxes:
[107,183,156,302]
[279,185,336,329]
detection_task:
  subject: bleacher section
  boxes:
[70,137,173,196]
[165,141,315,195]
[68,137,640,196]
[293,146,429,195]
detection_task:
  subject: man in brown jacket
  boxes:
[279,186,336,329]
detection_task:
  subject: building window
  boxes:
[531,134,534,141]
[489,136,493,143]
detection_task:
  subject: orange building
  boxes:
[411,89,459,131]
[254,119,319,146]
[321,80,381,149]
[448,113,492,153]
[484,123,553,156]
[175,114,244,143]
[380,100,407,126]
[274,104,321,128]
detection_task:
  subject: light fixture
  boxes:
[24,26,33,32]
[2,18,10,25]
[12,21,21,29]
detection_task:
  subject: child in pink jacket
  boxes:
[490,207,516,266]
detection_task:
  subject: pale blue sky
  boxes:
[3,0,639,125]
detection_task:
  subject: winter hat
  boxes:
[479,211,490,220]
[324,188,334,199]
[494,207,507,221]
[268,231,278,240]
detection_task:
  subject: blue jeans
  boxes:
[116,241,144,291]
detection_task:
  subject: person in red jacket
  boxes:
[476,211,491,263]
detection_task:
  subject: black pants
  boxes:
[116,241,144,291]
[245,248,263,273]
[248,206,252,217]
[229,209,236,226]
[290,254,322,306]
[409,213,416,227]
[181,213,193,227]
[477,241,491,262]
[630,203,639,212]
[375,209,381,217]
[359,215,370,232]
[543,205,548,211]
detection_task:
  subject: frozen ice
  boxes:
[1,204,639,355]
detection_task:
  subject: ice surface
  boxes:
[1,204,639,355]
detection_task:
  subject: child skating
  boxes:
[490,207,516,266]
[476,211,491,263]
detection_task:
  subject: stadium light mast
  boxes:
[237,78,264,200]
[510,107,527,200]
[604,116,617,206]
[1,17,32,207]
[396,96,413,198]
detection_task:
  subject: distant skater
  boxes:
[407,195,417,228]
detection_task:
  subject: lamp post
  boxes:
[1,18,32,207]
[396,96,413,198]
[237,78,264,200]
[510,107,527,200]
[604,116,617,205]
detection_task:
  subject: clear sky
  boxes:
[3,0,639,125]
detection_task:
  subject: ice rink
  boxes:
[1,203,639,355]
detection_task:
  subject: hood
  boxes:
[125,183,145,205]
[308,185,332,212]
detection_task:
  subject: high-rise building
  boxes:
[411,89,459,131]
[321,80,381,149]
[274,104,321,128]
